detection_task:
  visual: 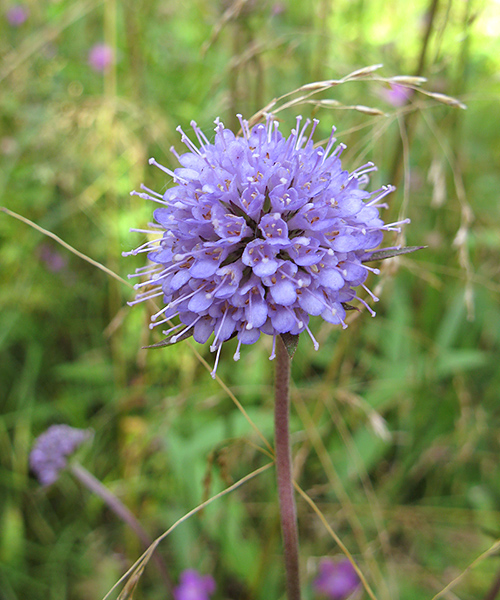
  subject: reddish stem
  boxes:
[274,336,301,600]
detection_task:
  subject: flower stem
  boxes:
[70,462,174,595]
[274,335,301,600]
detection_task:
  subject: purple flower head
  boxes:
[6,5,28,26]
[174,569,216,600]
[88,43,113,72]
[379,83,413,107]
[126,115,407,376]
[30,425,92,486]
[38,243,68,273]
[271,2,286,16]
[313,558,361,599]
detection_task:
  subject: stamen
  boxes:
[210,343,223,379]
[155,321,184,335]
[330,142,346,159]
[296,118,311,150]
[127,289,163,306]
[151,304,178,322]
[381,218,411,232]
[140,184,163,199]
[273,119,280,143]
[293,116,303,149]
[236,114,250,140]
[129,228,163,235]
[284,307,305,331]
[148,157,186,182]
[233,338,243,361]
[122,238,161,257]
[128,265,164,279]
[213,118,227,149]
[304,324,320,351]
[269,334,277,360]
[170,145,181,160]
[190,120,209,148]
[356,295,377,317]
[367,185,395,206]
[342,260,380,275]
[362,284,379,302]
[133,265,176,289]
[149,316,175,329]
[305,118,320,147]
[210,308,229,352]
[130,190,168,206]
[169,315,203,342]
[321,126,338,161]
[176,126,202,156]
[349,162,376,180]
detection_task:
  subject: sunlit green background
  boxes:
[1,0,500,598]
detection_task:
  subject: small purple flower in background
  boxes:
[30,425,92,486]
[379,83,413,107]
[6,4,28,26]
[174,569,216,600]
[126,115,408,376]
[38,243,68,273]
[313,558,361,599]
[271,2,286,16]
[88,43,114,72]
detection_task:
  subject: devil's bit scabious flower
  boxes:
[30,425,92,486]
[88,43,113,72]
[313,558,361,600]
[6,5,29,26]
[174,569,216,600]
[379,83,413,107]
[126,115,407,376]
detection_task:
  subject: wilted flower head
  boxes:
[126,115,407,375]
[30,425,92,486]
[6,5,28,26]
[88,43,113,72]
[174,569,216,600]
[313,558,361,599]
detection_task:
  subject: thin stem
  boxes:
[274,336,301,600]
[70,462,174,595]
[389,0,440,189]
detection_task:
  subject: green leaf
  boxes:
[342,302,361,312]
[362,245,426,262]
[436,349,489,377]
[280,332,299,358]
[142,327,194,349]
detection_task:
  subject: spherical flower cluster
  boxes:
[313,558,361,599]
[174,569,216,600]
[6,4,29,26]
[30,425,92,486]
[88,43,114,72]
[126,115,406,376]
[379,83,413,107]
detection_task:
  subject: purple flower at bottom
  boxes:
[30,425,92,486]
[174,569,216,600]
[88,43,113,72]
[6,5,28,26]
[126,115,408,376]
[313,558,361,599]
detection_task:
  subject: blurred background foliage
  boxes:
[1,0,500,598]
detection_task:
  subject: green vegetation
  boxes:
[1,0,500,598]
